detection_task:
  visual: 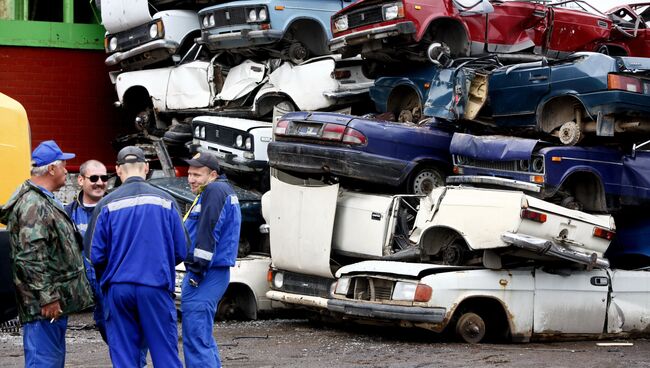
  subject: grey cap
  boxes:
[184,151,220,172]
[116,146,146,165]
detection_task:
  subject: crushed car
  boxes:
[603,2,650,57]
[100,0,200,70]
[268,111,454,194]
[196,0,349,63]
[425,52,650,145]
[448,133,650,213]
[329,260,650,343]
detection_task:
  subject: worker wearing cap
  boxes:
[0,140,94,367]
[181,151,241,367]
[85,146,187,367]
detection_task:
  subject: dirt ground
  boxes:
[1,312,649,367]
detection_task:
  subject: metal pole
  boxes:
[63,0,73,23]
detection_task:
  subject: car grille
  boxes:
[346,5,384,29]
[278,271,334,298]
[457,156,518,171]
[113,22,154,52]
[348,277,394,301]
[201,123,240,147]
[211,7,248,27]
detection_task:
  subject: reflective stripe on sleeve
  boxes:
[106,195,172,212]
[194,248,213,261]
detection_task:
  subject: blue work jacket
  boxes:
[65,191,95,236]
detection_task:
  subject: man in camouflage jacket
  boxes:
[0,140,93,367]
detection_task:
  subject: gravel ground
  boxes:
[1,313,650,367]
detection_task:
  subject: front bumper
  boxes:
[198,142,266,173]
[328,299,446,324]
[105,39,179,66]
[329,21,416,52]
[447,175,542,193]
[501,232,610,269]
[268,141,409,186]
[200,28,284,50]
[266,290,329,309]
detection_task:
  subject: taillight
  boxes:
[414,284,432,302]
[521,209,547,223]
[593,227,615,240]
[331,70,352,79]
[608,74,643,93]
[342,127,367,145]
[322,123,345,141]
[275,120,289,136]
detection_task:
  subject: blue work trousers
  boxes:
[181,267,230,368]
[104,283,181,368]
[23,316,68,368]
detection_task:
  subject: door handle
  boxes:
[529,75,548,81]
[590,276,609,286]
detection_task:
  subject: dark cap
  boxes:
[184,152,220,172]
[32,140,75,167]
[116,146,146,165]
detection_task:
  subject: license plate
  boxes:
[295,123,321,137]
[213,151,227,158]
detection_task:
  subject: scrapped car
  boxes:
[269,111,453,194]
[148,176,280,319]
[113,47,372,137]
[101,0,200,70]
[197,0,349,63]
[449,133,650,213]
[329,0,612,63]
[425,52,650,145]
[190,116,272,190]
[603,2,650,57]
[329,261,650,343]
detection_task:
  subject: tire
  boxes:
[455,312,486,344]
[407,166,445,195]
[215,293,239,321]
[441,240,469,266]
[287,42,309,64]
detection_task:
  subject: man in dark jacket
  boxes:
[0,140,94,367]
[181,151,241,367]
[86,146,187,368]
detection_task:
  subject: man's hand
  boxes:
[41,301,63,321]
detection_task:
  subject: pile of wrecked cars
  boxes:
[97,0,650,343]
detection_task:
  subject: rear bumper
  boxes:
[328,299,446,324]
[268,141,409,186]
[329,21,416,52]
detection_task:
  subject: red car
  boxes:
[329,0,612,63]
[603,2,650,57]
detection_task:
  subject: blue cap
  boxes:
[31,140,75,167]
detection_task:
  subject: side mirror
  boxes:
[427,42,452,67]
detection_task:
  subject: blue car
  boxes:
[425,53,650,145]
[448,133,650,213]
[197,0,348,63]
[268,111,454,194]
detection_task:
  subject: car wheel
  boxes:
[455,312,486,344]
[408,166,445,195]
[287,42,309,64]
[216,292,239,321]
[558,121,583,146]
[441,239,469,266]
[560,196,583,211]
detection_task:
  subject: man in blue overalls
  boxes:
[86,146,187,367]
[181,151,241,367]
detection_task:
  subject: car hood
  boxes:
[335,260,478,278]
[101,0,152,34]
[450,133,540,161]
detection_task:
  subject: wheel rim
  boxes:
[558,121,582,146]
[456,313,486,344]
[412,169,444,195]
[442,243,465,265]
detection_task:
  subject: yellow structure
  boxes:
[0,92,30,208]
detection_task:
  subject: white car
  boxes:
[329,260,650,343]
[101,0,200,70]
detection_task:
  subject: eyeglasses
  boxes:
[83,175,109,183]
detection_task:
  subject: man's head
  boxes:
[30,140,75,192]
[184,152,220,194]
[77,160,108,204]
[115,146,148,182]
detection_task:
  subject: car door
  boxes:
[485,1,545,54]
[620,143,650,206]
[166,60,212,110]
[533,267,609,335]
[607,269,650,334]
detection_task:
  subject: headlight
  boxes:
[334,277,351,295]
[200,126,206,139]
[208,14,215,27]
[333,16,348,32]
[202,15,209,28]
[248,9,258,22]
[455,155,467,165]
[245,137,253,150]
[517,159,530,172]
[392,281,417,301]
[194,126,200,138]
[532,156,544,173]
[109,37,118,51]
[383,3,404,20]
[273,272,284,289]
[149,23,158,38]
[236,135,243,147]
[258,8,267,21]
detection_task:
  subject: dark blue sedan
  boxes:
[425,53,650,145]
[268,111,454,194]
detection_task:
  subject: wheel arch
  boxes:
[254,91,297,117]
[422,17,470,57]
[417,225,474,257]
[285,17,330,56]
[447,296,512,342]
[537,94,589,133]
[121,85,155,112]
[220,282,258,320]
[596,43,630,56]
[386,84,423,117]
[557,168,607,212]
